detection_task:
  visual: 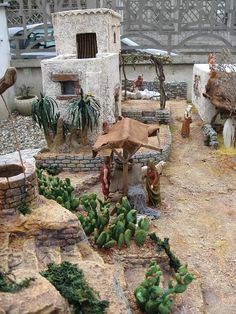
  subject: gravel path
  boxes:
[0,112,46,156]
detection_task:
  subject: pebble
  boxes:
[0,111,46,156]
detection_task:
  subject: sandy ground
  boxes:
[60,100,236,313]
[154,100,236,313]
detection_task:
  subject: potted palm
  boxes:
[67,89,100,145]
[14,84,38,115]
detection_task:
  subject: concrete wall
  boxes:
[0,3,15,120]
[10,54,210,111]
[12,60,43,99]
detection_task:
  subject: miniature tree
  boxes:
[120,52,172,109]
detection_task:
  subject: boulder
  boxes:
[0,270,71,314]
[0,196,87,272]
[78,260,132,314]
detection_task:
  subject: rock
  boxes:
[0,233,9,272]
[78,261,132,314]
[0,196,87,272]
[0,269,71,314]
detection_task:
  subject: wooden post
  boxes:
[123,160,129,196]
[123,149,129,196]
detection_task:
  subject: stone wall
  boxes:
[122,108,170,124]
[35,126,171,171]
[123,80,187,99]
[35,226,86,251]
[0,163,38,217]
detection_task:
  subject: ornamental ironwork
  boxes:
[6,0,236,59]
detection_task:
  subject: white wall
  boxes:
[11,54,211,104]
[0,3,14,120]
[121,63,193,101]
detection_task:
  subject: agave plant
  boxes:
[67,89,100,144]
[17,84,34,100]
[32,94,59,146]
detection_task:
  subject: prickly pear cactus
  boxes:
[134,260,194,314]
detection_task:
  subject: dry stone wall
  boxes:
[0,163,38,217]
[122,108,170,124]
[35,127,171,172]
[123,80,187,100]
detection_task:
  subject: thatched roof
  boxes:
[204,71,236,114]
[93,117,162,157]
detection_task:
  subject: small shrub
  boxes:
[41,262,108,314]
[45,165,60,176]
[0,272,34,293]
[149,233,181,271]
[18,201,31,215]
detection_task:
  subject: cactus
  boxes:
[145,299,160,314]
[183,273,194,285]
[103,240,116,249]
[96,231,107,247]
[126,209,137,224]
[124,229,132,247]
[138,217,150,231]
[83,223,94,236]
[117,233,124,249]
[71,198,80,211]
[121,196,132,211]
[135,228,147,247]
[127,222,136,235]
[115,221,125,240]
[134,259,194,314]
[174,283,186,293]
[134,286,149,311]
[36,170,80,212]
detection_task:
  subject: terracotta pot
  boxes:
[14,95,38,116]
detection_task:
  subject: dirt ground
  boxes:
[155,100,236,313]
[61,100,236,313]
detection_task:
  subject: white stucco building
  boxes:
[41,8,121,127]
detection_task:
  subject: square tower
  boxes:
[52,8,121,56]
[41,8,121,133]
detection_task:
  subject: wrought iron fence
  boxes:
[6,0,236,59]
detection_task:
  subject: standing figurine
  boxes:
[100,157,111,200]
[181,105,192,138]
[145,159,161,207]
[131,74,144,92]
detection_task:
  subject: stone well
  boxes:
[0,162,38,216]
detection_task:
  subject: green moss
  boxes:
[41,262,108,314]
[18,201,31,215]
[0,272,34,293]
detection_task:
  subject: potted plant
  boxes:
[14,84,38,115]
[67,89,100,145]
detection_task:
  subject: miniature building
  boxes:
[41,8,121,136]
[192,64,223,124]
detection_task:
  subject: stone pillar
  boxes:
[0,3,15,120]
